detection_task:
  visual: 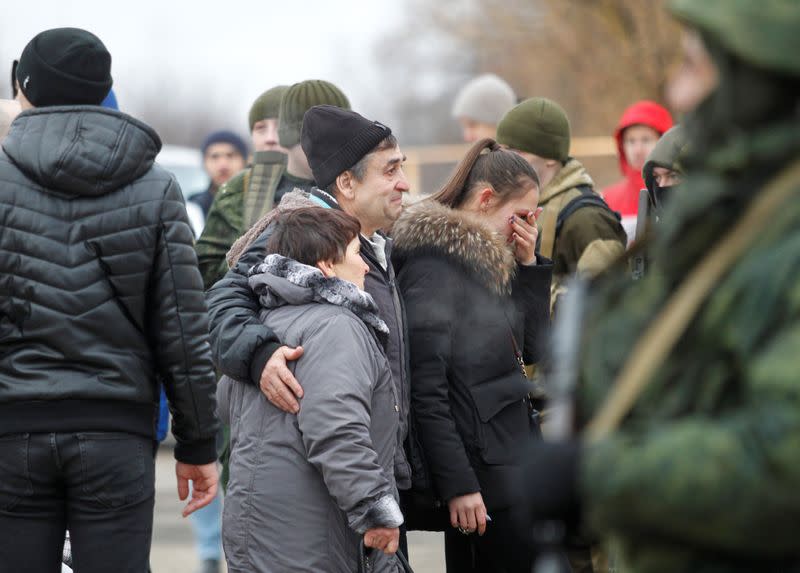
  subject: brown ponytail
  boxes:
[431,138,540,209]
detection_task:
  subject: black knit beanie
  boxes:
[301,105,392,189]
[16,28,112,107]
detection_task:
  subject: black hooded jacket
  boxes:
[391,200,552,510]
[0,107,218,464]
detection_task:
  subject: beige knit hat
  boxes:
[451,74,516,125]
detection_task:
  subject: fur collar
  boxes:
[249,254,389,341]
[392,199,516,295]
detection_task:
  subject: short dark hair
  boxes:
[265,207,361,266]
[326,134,398,195]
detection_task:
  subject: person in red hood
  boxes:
[602,100,673,243]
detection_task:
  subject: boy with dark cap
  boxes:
[188,129,248,218]
[205,105,415,561]
[195,80,350,288]
[497,97,627,311]
[0,27,219,571]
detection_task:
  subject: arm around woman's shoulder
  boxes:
[294,312,402,533]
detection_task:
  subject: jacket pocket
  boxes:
[466,371,532,465]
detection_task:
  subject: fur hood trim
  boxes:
[392,199,516,295]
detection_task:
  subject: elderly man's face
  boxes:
[348,146,410,235]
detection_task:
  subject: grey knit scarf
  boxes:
[249,254,389,341]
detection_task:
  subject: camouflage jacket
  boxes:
[577,117,800,572]
[537,158,626,310]
[195,151,308,289]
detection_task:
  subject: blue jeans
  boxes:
[0,432,155,573]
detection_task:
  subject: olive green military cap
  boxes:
[670,0,800,77]
[278,80,350,148]
[496,97,571,162]
[248,85,288,131]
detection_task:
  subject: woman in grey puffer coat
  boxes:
[217,208,404,573]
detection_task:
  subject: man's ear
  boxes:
[316,259,336,278]
[335,170,356,201]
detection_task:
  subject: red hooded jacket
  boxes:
[602,101,673,240]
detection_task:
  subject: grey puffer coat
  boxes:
[218,255,403,573]
[0,106,218,463]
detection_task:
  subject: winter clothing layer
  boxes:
[188,185,216,218]
[248,85,288,130]
[277,80,350,148]
[451,74,516,125]
[602,101,673,238]
[0,106,218,464]
[218,255,401,572]
[537,158,626,308]
[301,105,392,189]
[577,62,800,573]
[206,188,412,489]
[16,28,112,107]
[392,200,552,511]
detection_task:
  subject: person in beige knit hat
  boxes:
[452,73,516,142]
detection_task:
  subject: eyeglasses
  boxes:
[11,60,18,98]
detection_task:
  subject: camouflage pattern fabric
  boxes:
[576,110,800,572]
[195,153,287,289]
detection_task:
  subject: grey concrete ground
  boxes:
[151,444,446,572]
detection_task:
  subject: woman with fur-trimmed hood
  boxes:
[392,139,553,572]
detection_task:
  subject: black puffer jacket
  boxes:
[392,200,552,511]
[0,107,218,464]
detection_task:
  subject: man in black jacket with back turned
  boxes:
[0,28,218,572]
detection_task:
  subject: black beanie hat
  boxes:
[16,27,112,107]
[301,105,392,189]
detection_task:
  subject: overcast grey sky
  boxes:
[1,0,424,142]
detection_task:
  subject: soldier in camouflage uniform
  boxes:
[496,97,627,312]
[195,80,350,288]
[522,2,800,572]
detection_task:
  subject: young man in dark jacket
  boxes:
[0,28,219,571]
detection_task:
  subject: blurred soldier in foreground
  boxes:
[522,1,800,572]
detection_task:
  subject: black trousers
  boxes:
[0,432,156,573]
[444,507,535,573]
